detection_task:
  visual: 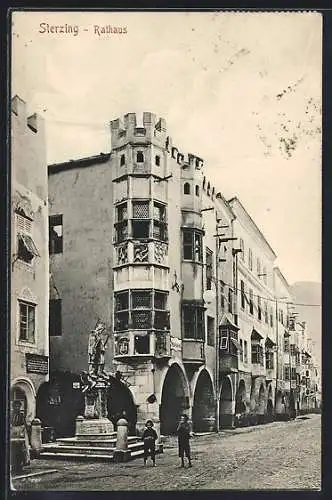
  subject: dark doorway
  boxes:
[160,364,189,435]
[192,370,215,432]
[219,376,233,428]
[107,378,137,435]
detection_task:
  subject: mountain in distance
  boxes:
[290,281,321,368]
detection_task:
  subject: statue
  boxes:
[82,320,110,393]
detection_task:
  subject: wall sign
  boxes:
[26,353,49,374]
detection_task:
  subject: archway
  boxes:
[219,376,233,428]
[107,378,137,435]
[160,364,190,435]
[289,389,296,419]
[257,384,266,423]
[11,378,36,424]
[235,380,247,427]
[275,390,285,419]
[36,373,85,438]
[192,370,215,432]
[266,385,274,422]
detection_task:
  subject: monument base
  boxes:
[75,417,114,440]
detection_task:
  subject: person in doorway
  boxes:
[142,420,158,466]
[177,414,192,468]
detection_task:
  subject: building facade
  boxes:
[45,112,320,437]
[11,96,49,426]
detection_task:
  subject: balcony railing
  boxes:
[182,339,205,365]
[219,353,238,373]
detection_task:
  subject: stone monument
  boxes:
[75,320,114,439]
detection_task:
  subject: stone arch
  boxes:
[192,369,216,432]
[11,377,36,424]
[266,384,274,422]
[235,379,247,414]
[160,363,190,435]
[219,375,234,428]
[275,390,285,418]
[107,377,137,435]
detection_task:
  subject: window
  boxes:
[133,201,149,219]
[239,238,244,260]
[49,215,63,254]
[132,310,152,329]
[280,310,284,325]
[266,350,274,369]
[182,229,203,262]
[244,340,248,363]
[220,282,225,309]
[284,336,290,352]
[114,291,129,331]
[182,303,205,340]
[240,280,246,310]
[270,307,274,327]
[205,248,213,290]
[115,222,128,243]
[117,203,127,222]
[263,266,267,284]
[207,316,215,346]
[291,367,296,380]
[290,344,296,356]
[131,291,152,329]
[132,291,151,309]
[16,212,38,264]
[228,288,233,313]
[134,334,149,354]
[19,301,35,343]
[240,339,244,362]
[249,289,254,315]
[184,182,190,195]
[155,155,160,166]
[257,258,261,277]
[220,336,228,350]
[264,302,269,324]
[136,151,144,163]
[248,248,253,271]
[153,202,166,222]
[120,154,126,166]
[195,185,200,196]
[284,365,290,380]
[132,221,150,239]
[49,299,62,337]
[257,296,262,321]
[251,343,263,365]
[219,329,239,356]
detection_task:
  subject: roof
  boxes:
[228,196,277,259]
[48,153,111,174]
[273,266,292,291]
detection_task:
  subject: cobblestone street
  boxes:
[12,414,321,491]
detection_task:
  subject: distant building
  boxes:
[11,96,49,425]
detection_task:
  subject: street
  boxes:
[12,413,321,491]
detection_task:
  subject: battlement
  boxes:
[110,112,167,149]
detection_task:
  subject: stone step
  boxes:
[39,452,116,462]
[55,436,140,447]
[42,441,145,456]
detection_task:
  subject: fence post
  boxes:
[113,418,131,462]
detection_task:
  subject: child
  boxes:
[142,419,158,466]
[177,414,192,468]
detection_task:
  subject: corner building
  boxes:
[11,96,49,425]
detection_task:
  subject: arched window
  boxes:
[195,185,200,196]
[184,182,190,195]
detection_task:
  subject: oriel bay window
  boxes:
[182,302,205,340]
[265,350,274,369]
[114,290,169,332]
[219,328,240,356]
[115,203,128,243]
[153,202,167,242]
[182,229,203,262]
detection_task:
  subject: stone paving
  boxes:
[11,413,321,491]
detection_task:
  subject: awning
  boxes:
[19,233,40,257]
[251,328,263,341]
[265,336,276,348]
[230,337,242,351]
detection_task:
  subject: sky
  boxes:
[11,11,322,286]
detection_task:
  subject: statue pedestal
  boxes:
[75,416,114,440]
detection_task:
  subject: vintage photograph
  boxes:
[9,9,322,491]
